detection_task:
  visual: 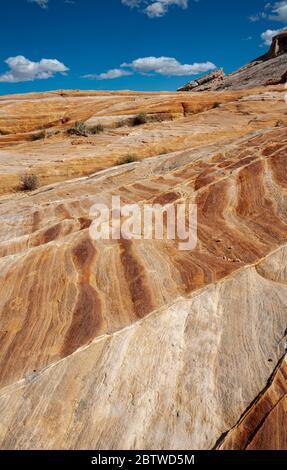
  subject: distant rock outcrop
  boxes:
[266,29,287,59]
[178,30,287,92]
[177,68,225,92]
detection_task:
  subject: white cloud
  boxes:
[122,56,216,76]
[269,1,287,22]
[261,27,287,45]
[0,56,69,83]
[82,69,133,80]
[249,12,267,22]
[249,2,287,46]
[28,0,49,8]
[145,0,188,17]
[250,1,287,23]
[122,0,189,18]
[82,56,216,81]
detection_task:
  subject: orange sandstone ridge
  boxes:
[0,84,286,449]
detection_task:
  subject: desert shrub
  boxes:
[89,124,104,134]
[118,154,139,165]
[31,131,46,141]
[212,102,221,109]
[150,112,173,123]
[128,112,173,126]
[67,122,105,136]
[20,174,39,191]
[132,113,147,126]
[67,122,88,137]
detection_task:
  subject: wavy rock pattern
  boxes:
[218,357,287,450]
[0,87,285,195]
[218,245,287,450]
[0,246,287,449]
[0,86,286,449]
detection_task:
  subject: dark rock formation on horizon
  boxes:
[178,30,287,92]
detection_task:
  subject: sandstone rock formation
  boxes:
[0,84,286,449]
[177,68,225,92]
[0,86,284,195]
[218,356,287,450]
[266,30,287,59]
[178,30,287,92]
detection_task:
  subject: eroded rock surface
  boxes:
[177,68,225,92]
[218,356,287,450]
[0,85,286,196]
[178,30,287,92]
[0,84,286,449]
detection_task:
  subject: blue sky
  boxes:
[0,0,286,94]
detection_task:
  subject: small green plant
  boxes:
[67,122,105,136]
[212,102,221,109]
[89,124,104,134]
[118,154,139,165]
[31,131,46,141]
[132,113,147,126]
[20,174,39,192]
[67,122,88,137]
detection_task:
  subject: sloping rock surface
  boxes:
[0,85,286,449]
[178,31,287,92]
[177,68,225,92]
[219,356,287,450]
[0,86,285,195]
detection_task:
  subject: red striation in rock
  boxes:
[0,84,286,449]
[219,357,287,450]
